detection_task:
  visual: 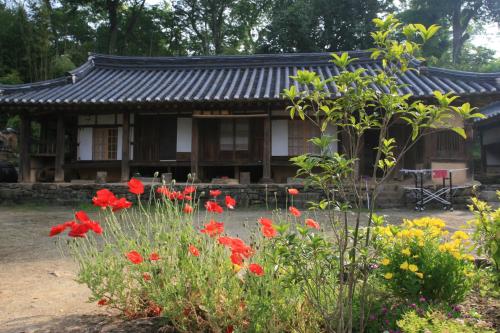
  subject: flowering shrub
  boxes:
[375,217,475,303]
[468,194,500,272]
[50,179,323,332]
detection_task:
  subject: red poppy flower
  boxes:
[230,252,244,265]
[289,206,301,217]
[170,191,184,201]
[143,273,151,281]
[75,211,103,235]
[68,223,91,237]
[248,263,264,276]
[110,197,133,212]
[305,218,320,230]
[209,189,221,197]
[86,220,103,234]
[63,221,77,228]
[92,189,117,208]
[97,298,108,306]
[205,201,224,214]
[183,186,196,194]
[147,302,162,317]
[218,237,254,262]
[288,188,299,196]
[218,236,233,246]
[126,250,143,264]
[156,186,170,196]
[184,195,192,201]
[226,325,234,333]
[225,195,236,209]
[75,210,90,222]
[49,224,67,237]
[183,203,193,214]
[149,252,160,261]
[188,244,200,257]
[128,177,144,195]
[259,217,273,228]
[200,219,224,237]
[261,225,277,238]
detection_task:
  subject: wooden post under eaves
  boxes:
[260,114,272,183]
[121,112,130,182]
[54,114,65,182]
[19,113,32,183]
[479,130,486,175]
[464,122,474,180]
[190,117,199,182]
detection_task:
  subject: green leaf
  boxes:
[451,127,466,139]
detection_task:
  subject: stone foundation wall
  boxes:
[0,183,327,208]
[0,182,485,209]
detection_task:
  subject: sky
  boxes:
[471,23,500,56]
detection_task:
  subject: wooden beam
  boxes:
[54,114,65,182]
[261,115,272,183]
[193,114,268,118]
[19,114,31,182]
[191,117,200,182]
[121,112,130,182]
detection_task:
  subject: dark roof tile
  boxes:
[0,52,499,106]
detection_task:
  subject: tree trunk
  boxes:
[452,1,463,64]
[123,0,146,50]
[107,0,119,54]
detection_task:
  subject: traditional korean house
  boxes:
[0,52,499,184]
[476,101,500,177]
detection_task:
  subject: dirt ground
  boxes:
[0,204,477,333]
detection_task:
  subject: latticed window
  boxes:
[220,119,249,151]
[288,120,320,156]
[93,128,118,160]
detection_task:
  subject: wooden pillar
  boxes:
[191,117,200,182]
[121,112,130,182]
[464,122,474,180]
[54,114,65,182]
[260,115,272,183]
[19,113,31,183]
[479,130,486,175]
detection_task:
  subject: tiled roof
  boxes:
[476,101,500,123]
[0,52,499,106]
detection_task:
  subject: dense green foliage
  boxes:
[0,0,498,89]
[397,310,495,333]
[398,0,500,70]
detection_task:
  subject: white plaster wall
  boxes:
[176,118,192,152]
[78,127,93,160]
[117,127,123,161]
[272,120,288,156]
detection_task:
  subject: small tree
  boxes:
[282,15,483,333]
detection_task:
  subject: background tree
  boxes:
[257,0,393,53]
[172,0,268,55]
[399,0,500,64]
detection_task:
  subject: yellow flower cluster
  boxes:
[377,217,476,285]
[377,217,449,243]
[399,261,423,278]
[438,230,473,260]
